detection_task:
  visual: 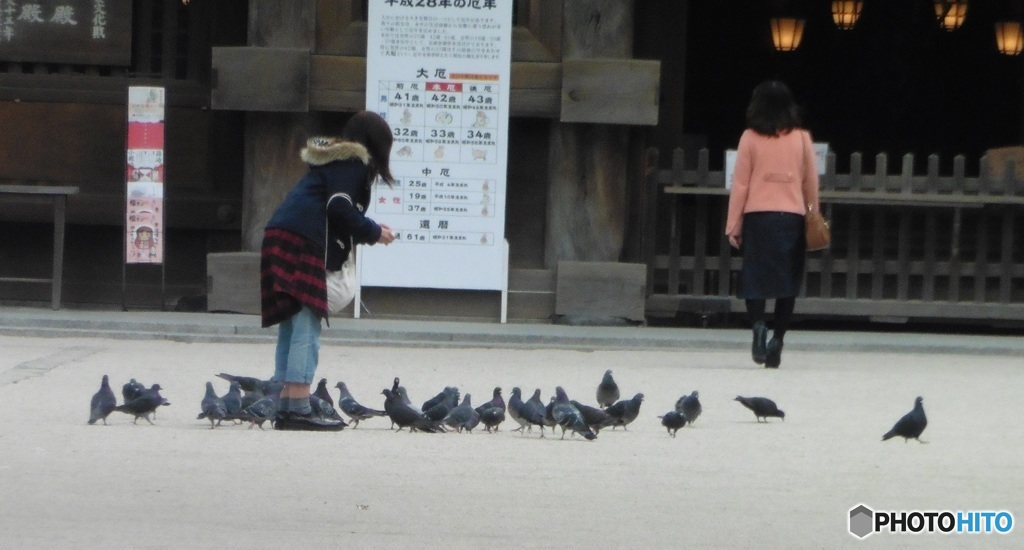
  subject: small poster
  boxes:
[125,86,165,264]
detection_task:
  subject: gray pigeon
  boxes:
[196,381,227,428]
[422,386,456,412]
[734,395,785,422]
[114,384,167,424]
[221,381,243,418]
[569,400,617,434]
[507,387,529,432]
[121,378,145,403]
[237,395,278,429]
[605,393,645,430]
[443,394,482,433]
[381,387,445,433]
[334,382,387,428]
[88,374,117,425]
[423,387,460,422]
[309,394,346,425]
[215,372,270,394]
[552,387,597,440]
[659,410,687,437]
[543,397,558,432]
[519,388,550,435]
[596,369,620,409]
[882,396,927,443]
[675,390,702,425]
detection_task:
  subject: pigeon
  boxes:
[313,378,335,407]
[605,393,645,430]
[507,387,529,432]
[543,397,558,432]
[237,394,279,429]
[197,381,228,428]
[114,384,168,424]
[422,386,457,412]
[476,387,506,432]
[443,394,482,433]
[552,387,597,440]
[88,374,117,425]
[334,382,387,428]
[659,410,687,437]
[570,400,617,434]
[215,372,271,394]
[734,396,785,422]
[122,378,145,403]
[596,369,620,409]
[309,394,346,425]
[423,387,460,422]
[675,390,702,425]
[221,381,243,418]
[381,388,445,433]
[882,396,927,443]
[519,388,550,435]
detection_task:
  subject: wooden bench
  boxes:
[0,184,80,309]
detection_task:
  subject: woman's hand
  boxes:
[728,234,741,249]
[378,223,395,245]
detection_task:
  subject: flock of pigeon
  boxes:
[88,368,929,442]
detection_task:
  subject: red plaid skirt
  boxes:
[260,228,327,328]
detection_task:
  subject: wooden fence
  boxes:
[643,147,1024,326]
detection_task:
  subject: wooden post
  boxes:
[240,0,317,252]
[544,0,635,266]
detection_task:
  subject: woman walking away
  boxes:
[725,81,820,368]
[261,111,397,430]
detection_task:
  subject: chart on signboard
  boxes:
[363,1,513,291]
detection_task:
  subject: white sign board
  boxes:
[725,142,829,189]
[125,86,165,264]
[362,0,513,291]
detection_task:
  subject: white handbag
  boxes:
[325,192,357,313]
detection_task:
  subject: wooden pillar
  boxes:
[240,0,316,252]
[544,0,635,266]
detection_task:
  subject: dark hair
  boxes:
[746,80,802,136]
[341,110,395,186]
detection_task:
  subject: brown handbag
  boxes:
[805,204,831,251]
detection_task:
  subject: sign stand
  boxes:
[121,85,167,311]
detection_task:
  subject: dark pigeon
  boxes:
[570,400,617,434]
[882,396,928,443]
[423,387,460,422]
[197,381,227,428]
[114,384,167,424]
[552,387,597,440]
[334,382,387,428]
[443,394,482,433]
[675,390,702,426]
[596,369,620,409]
[381,388,445,433]
[313,378,335,407]
[605,393,645,430]
[121,378,145,404]
[659,410,687,437]
[309,394,346,425]
[215,372,269,394]
[476,387,506,432]
[734,396,785,422]
[507,387,529,432]
[421,386,456,413]
[543,397,558,432]
[88,374,117,425]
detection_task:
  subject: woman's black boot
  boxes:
[751,321,768,365]
[765,337,783,368]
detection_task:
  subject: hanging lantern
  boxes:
[995,21,1024,55]
[770,17,806,52]
[934,0,968,31]
[831,1,863,30]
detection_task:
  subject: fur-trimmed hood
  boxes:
[300,137,370,167]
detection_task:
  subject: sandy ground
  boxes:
[0,334,1021,549]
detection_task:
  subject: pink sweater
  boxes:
[725,128,821,237]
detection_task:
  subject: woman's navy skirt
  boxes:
[738,211,806,300]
